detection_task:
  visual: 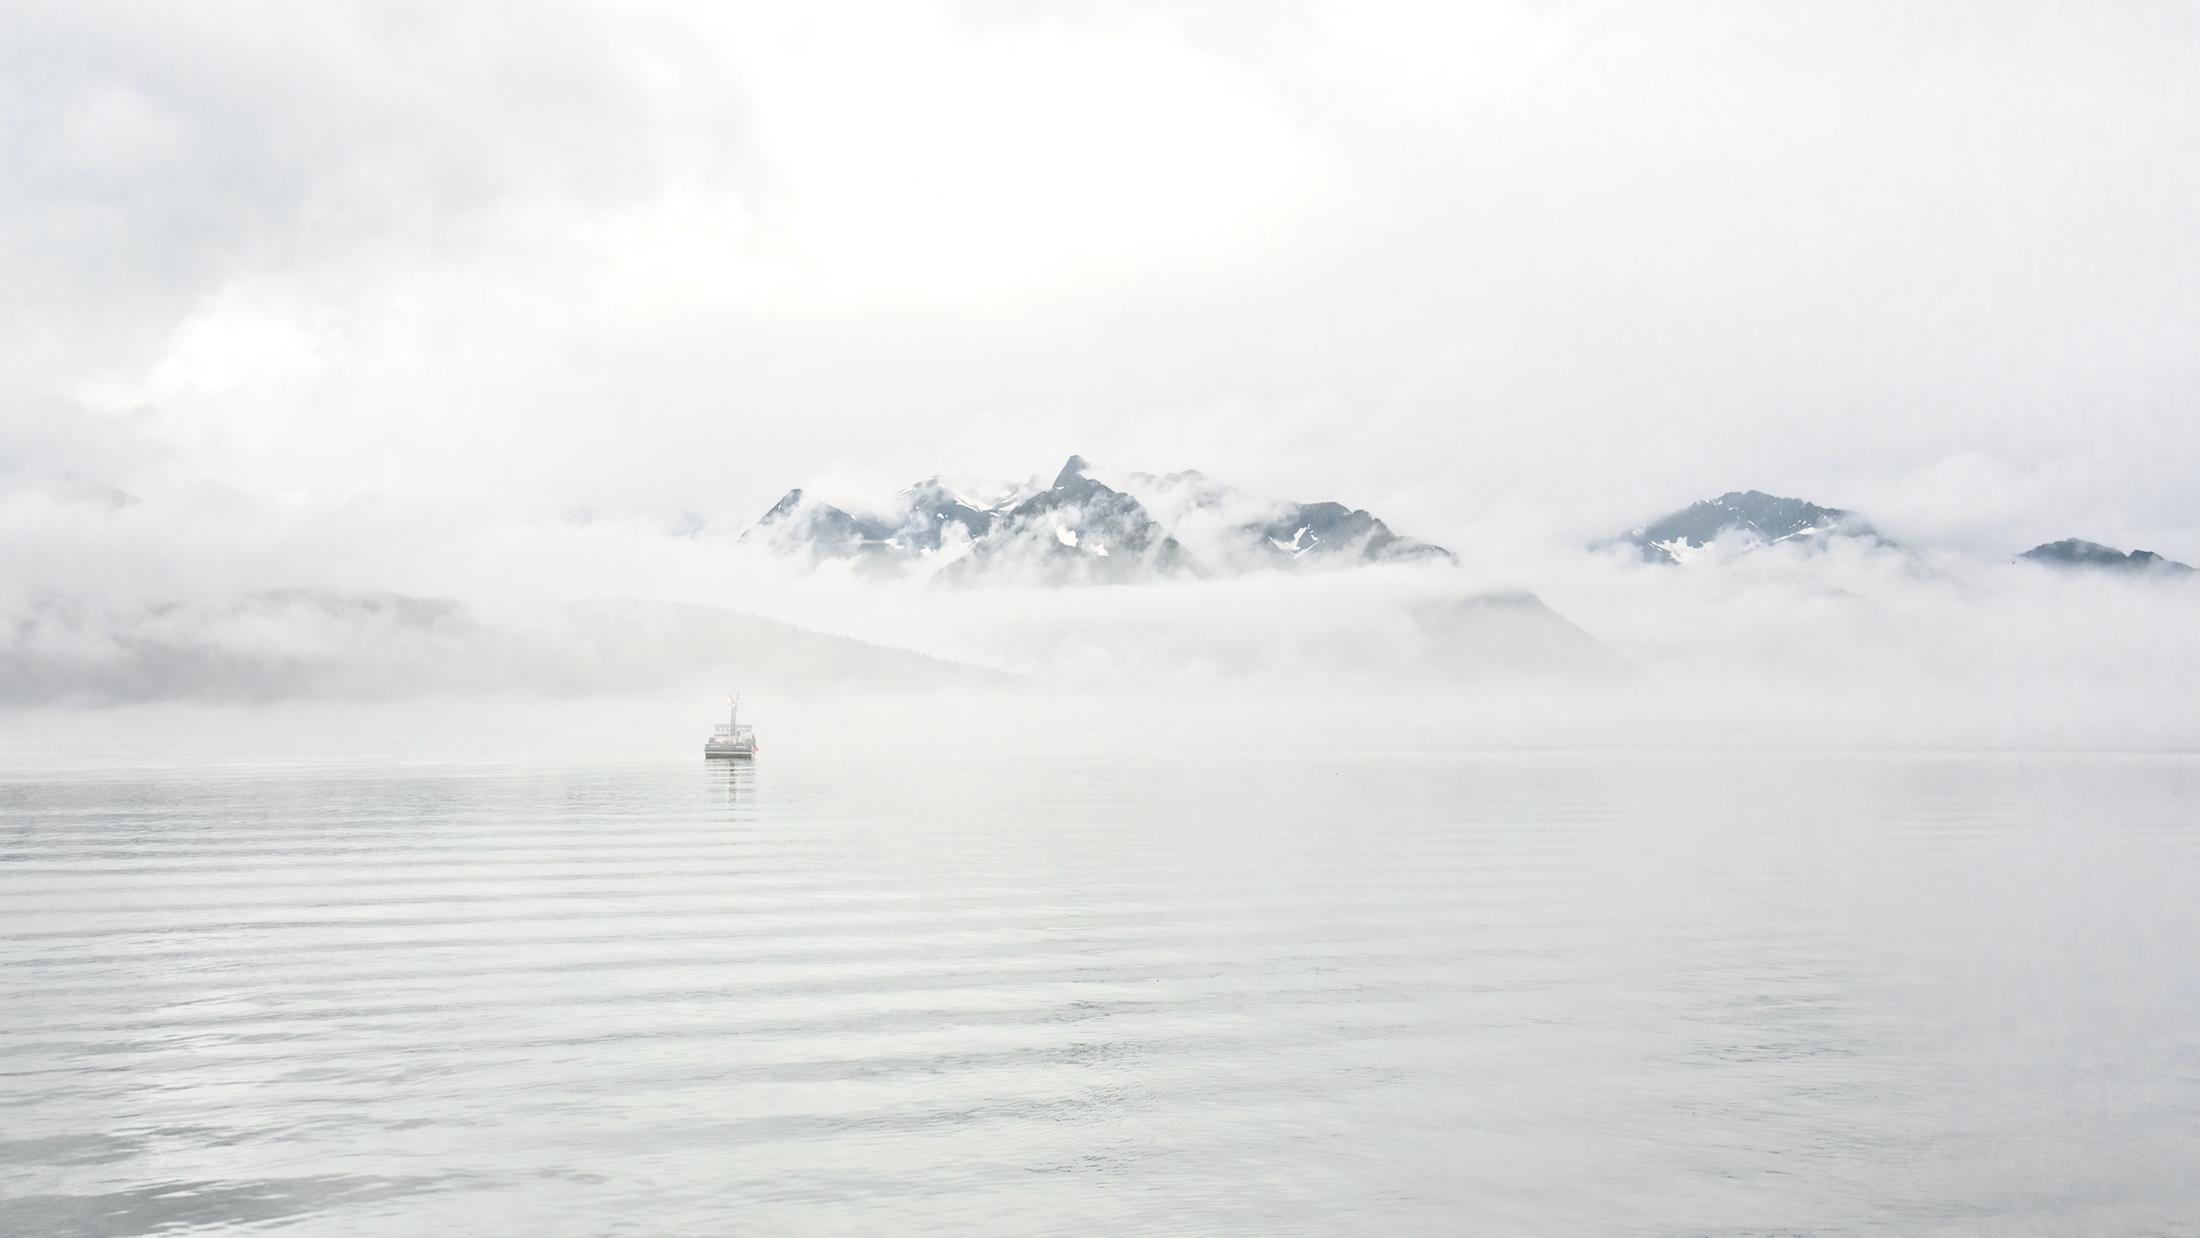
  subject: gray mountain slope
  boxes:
[2019,539,2194,574]
[1118,468,1454,568]
[1255,501,1454,566]
[1406,591,1622,680]
[739,488,899,556]
[1611,490,1884,563]
[0,591,1016,705]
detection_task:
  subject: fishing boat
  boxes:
[703,693,759,759]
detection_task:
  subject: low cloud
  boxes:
[3,478,2193,753]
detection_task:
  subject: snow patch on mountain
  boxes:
[1609,490,1888,565]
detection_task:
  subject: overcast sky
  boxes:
[6,0,2197,559]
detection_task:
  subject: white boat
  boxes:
[704,693,758,759]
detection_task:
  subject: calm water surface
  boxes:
[3,752,2197,1235]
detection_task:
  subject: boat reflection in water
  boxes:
[710,752,755,812]
[704,692,758,760]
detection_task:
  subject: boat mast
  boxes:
[729,692,740,732]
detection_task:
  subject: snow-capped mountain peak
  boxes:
[740,455,1452,584]
[1609,489,1885,564]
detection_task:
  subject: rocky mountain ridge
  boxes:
[742,455,1452,583]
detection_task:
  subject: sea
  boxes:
[4,746,2197,1235]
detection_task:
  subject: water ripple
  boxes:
[3,753,2197,1234]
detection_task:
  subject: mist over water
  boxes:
[6,521,2199,752]
[5,748,2197,1235]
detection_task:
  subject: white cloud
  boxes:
[4,1,2197,581]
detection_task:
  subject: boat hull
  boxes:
[703,746,756,760]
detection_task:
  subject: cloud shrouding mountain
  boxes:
[5,463,2197,754]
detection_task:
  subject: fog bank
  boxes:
[4,517,2194,753]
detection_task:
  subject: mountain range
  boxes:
[742,455,1452,583]
[739,462,2194,583]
